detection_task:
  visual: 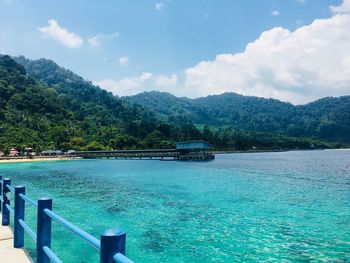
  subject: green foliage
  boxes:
[0,55,204,152]
[0,55,344,154]
[125,91,350,144]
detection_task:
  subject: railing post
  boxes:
[0,175,2,212]
[100,228,126,263]
[2,178,11,226]
[14,186,25,248]
[37,198,52,263]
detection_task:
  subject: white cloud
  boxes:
[183,7,350,104]
[154,74,178,87]
[95,73,179,96]
[88,32,119,47]
[95,0,350,104]
[330,0,350,14]
[38,19,83,48]
[94,73,153,96]
[119,56,129,66]
[271,10,279,16]
[155,3,163,11]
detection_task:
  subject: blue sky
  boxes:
[1,0,349,104]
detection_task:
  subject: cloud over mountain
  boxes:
[95,73,153,96]
[184,8,350,104]
[94,0,350,104]
[95,72,179,96]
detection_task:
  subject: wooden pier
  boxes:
[75,149,179,160]
[74,141,215,161]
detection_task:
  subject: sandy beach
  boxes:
[0,157,82,164]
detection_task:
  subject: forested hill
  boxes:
[13,55,139,124]
[1,54,344,152]
[125,91,350,143]
[0,55,210,151]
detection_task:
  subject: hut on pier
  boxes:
[176,140,214,161]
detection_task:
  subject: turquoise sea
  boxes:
[0,150,349,262]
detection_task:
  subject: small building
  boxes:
[0,151,4,157]
[9,147,19,157]
[176,140,213,153]
[66,150,76,155]
[176,140,214,161]
[24,147,36,156]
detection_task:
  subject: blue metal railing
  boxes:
[5,203,14,214]
[18,218,37,241]
[19,193,38,207]
[43,208,101,250]
[0,175,135,263]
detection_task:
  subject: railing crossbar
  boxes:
[18,219,37,242]
[5,203,14,214]
[43,208,101,250]
[43,246,63,263]
[6,184,15,193]
[113,253,135,263]
[1,177,134,263]
[19,193,38,207]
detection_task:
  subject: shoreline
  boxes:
[0,157,82,164]
[213,149,288,154]
[1,148,348,164]
[213,148,350,154]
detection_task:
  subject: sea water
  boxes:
[0,150,349,262]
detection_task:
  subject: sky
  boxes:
[0,0,349,104]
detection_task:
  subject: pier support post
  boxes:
[37,198,52,263]
[100,228,126,263]
[14,186,25,248]
[2,178,11,226]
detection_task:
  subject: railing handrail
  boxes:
[18,219,37,241]
[43,208,101,250]
[0,175,135,263]
[19,193,38,207]
[5,203,14,214]
[6,184,15,193]
[43,246,63,263]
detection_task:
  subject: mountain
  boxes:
[125,91,350,143]
[13,55,146,126]
[0,55,208,151]
[0,54,342,153]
